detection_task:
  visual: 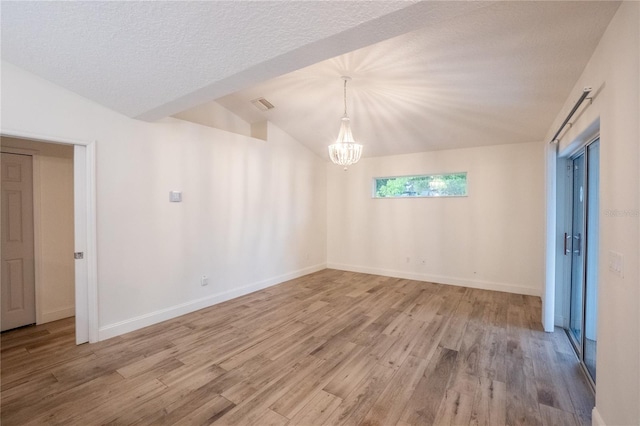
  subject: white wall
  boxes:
[172,100,252,138]
[1,61,327,340]
[1,137,75,324]
[327,141,545,297]
[545,2,639,424]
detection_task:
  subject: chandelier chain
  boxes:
[344,79,347,116]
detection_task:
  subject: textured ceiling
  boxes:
[1,1,620,157]
[1,1,493,120]
[217,1,620,157]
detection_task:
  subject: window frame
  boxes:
[372,172,468,199]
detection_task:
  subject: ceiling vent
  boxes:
[251,97,275,111]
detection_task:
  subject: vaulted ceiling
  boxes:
[1,1,620,157]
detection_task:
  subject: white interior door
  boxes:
[74,145,89,344]
[1,153,36,331]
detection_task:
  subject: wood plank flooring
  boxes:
[1,269,594,425]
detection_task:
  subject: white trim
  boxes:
[0,128,91,146]
[98,263,326,341]
[544,141,558,332]
[85,142,98,343]
[33,154,43,325]
[41,306,75,324]
[73,145,89,344]
[591,407,605,426]
[326,263,541,297]
[1,128,98,344]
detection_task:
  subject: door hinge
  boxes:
[74,252,84,260]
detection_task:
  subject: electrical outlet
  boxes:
[201,275,209,286]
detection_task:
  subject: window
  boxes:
[373,172,467,198]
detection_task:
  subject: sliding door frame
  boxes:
[563,134,600,390]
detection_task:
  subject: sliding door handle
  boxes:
[573,233,581,256]
[564,233,571,255]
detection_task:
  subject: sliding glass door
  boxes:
[565,138,599,385]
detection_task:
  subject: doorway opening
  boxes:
[2,138,75,337]
[0,133,96,344]
[560,137,599,387]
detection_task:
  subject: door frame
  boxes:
[545,118,600,334]
[566,149,586,355]
[561,134,600,389]
[0,129,97,344]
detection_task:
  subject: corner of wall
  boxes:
[98,263,326,341]
[251,121,268,141]
[592,406,606,426]
[327,263,542,297]
[171,100,252,138]
[41,306,75,324]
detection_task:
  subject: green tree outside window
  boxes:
[374,173,467,198]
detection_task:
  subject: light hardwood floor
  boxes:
[1,269,593,425]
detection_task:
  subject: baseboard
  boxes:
[555,314,566,327]
[98,263,326,341]
[326,263,541,297]
[592,407,605,426]
[40,306,75,324]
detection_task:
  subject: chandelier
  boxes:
[328,76,363,170]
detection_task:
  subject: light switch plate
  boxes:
[169,191,182,202]
[608,251,624,277]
